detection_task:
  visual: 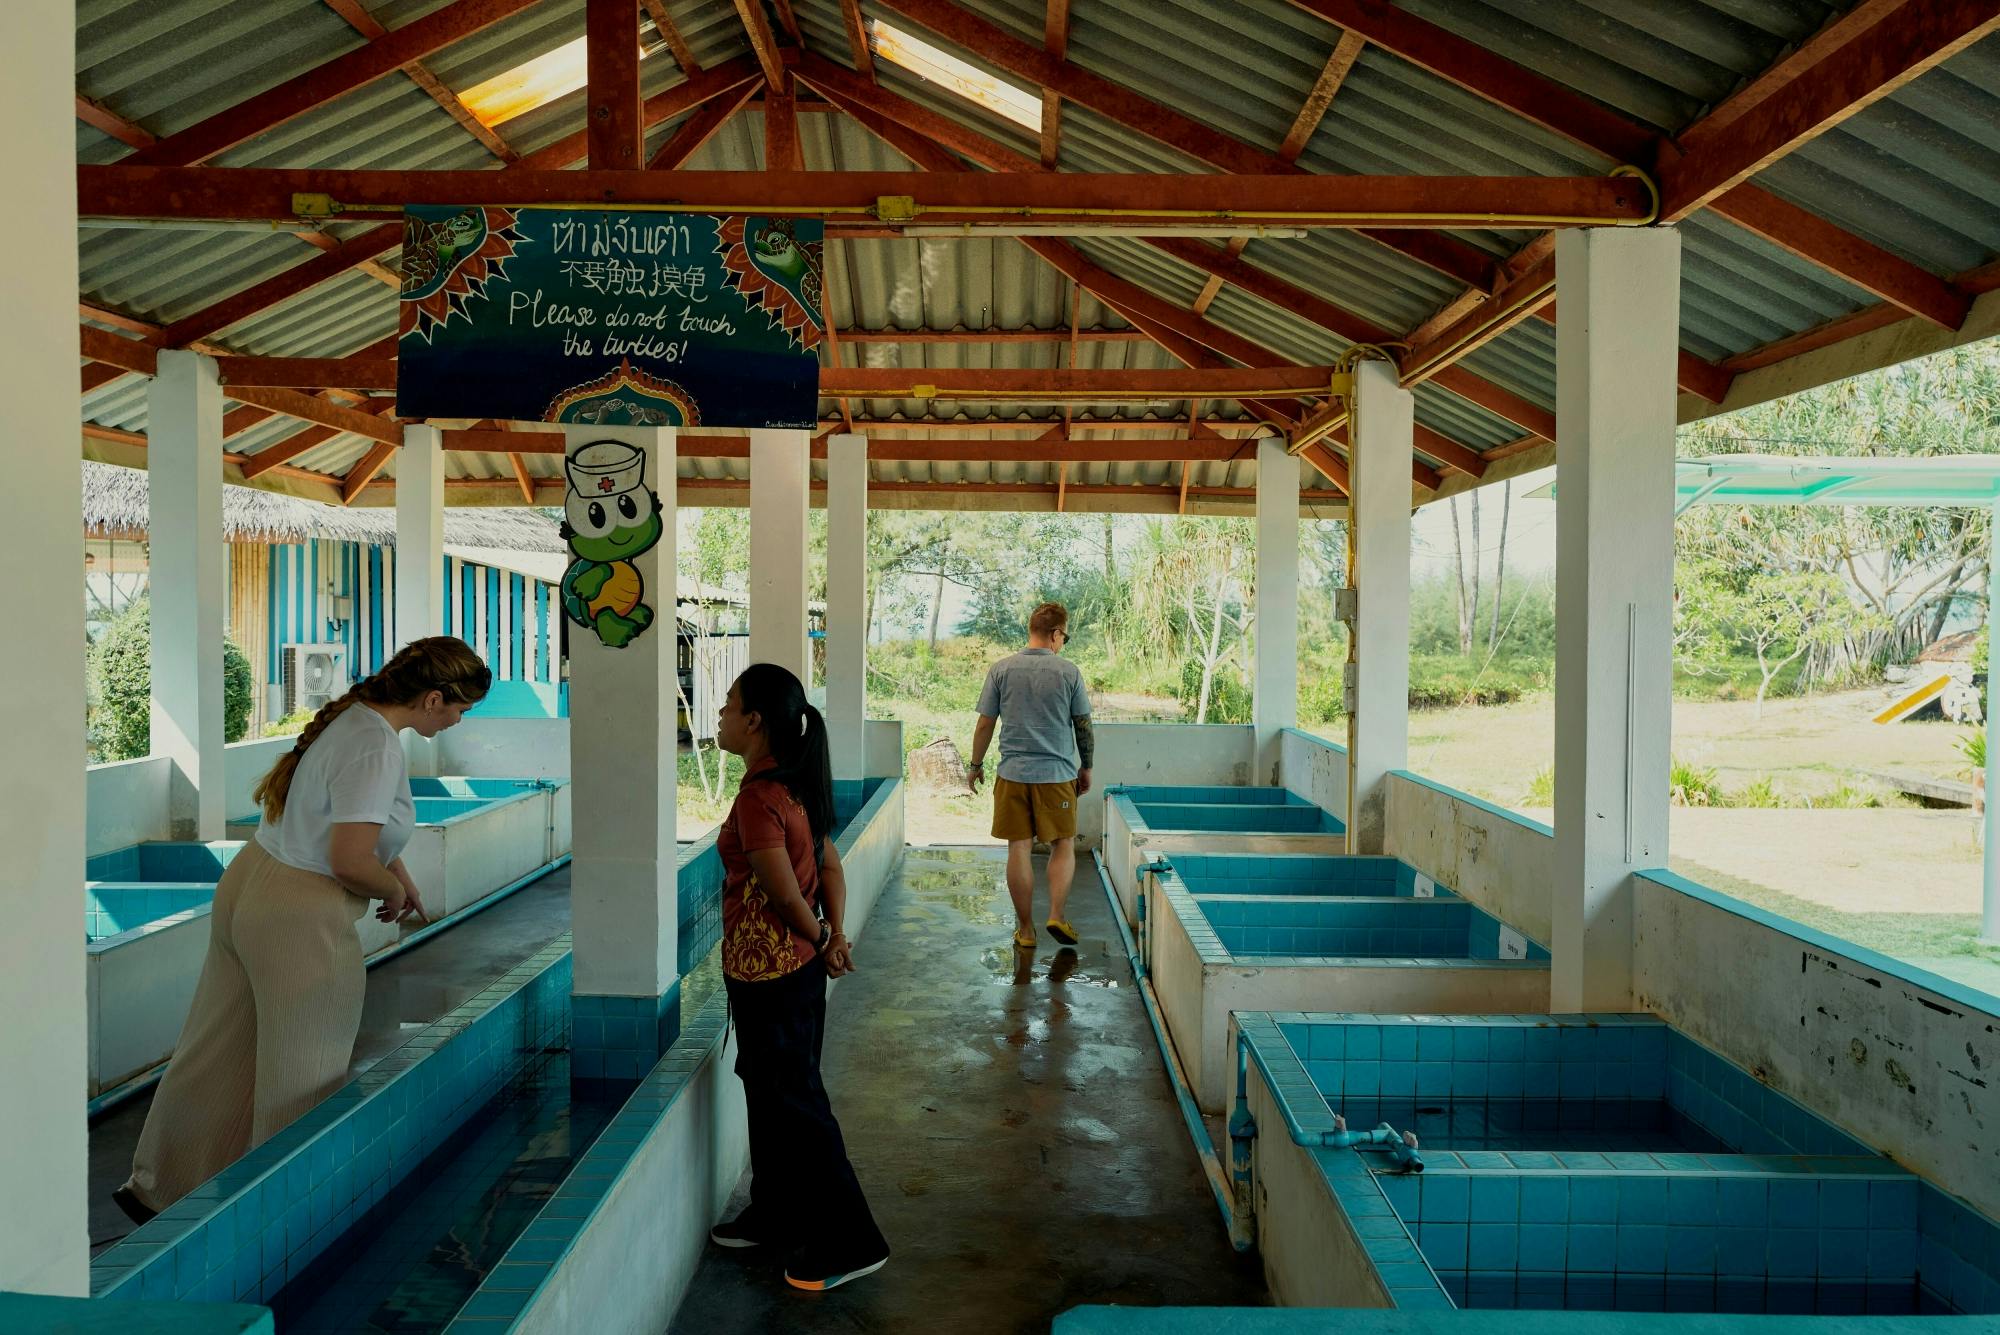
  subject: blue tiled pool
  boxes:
[85,841,242,940]
[1136,801,1346,835]
[1200,896,1548,962]
[1171,854,1448,900]
[1240,1011,2000,1315]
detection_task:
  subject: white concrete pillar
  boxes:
[1551,226,1680,1013]
[395,424,446,775]
[826,433,868,780]
[565,426,679,1074]
[749,427,810,680]
[1,0,85,1294]
[1254,436,1300,785]
[395,423,445,647]
[149,350,227,841]
[1348,359,1413,854]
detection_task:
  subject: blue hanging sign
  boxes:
[396,207,823,429]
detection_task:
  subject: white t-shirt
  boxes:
[255,704,415,878]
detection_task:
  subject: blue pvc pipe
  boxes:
[1092,851,1252,1252]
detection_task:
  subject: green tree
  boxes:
[1678,567,1888,716]
[1676,340,2000,681]
[89,598,254,761]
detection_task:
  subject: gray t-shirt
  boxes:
[976,648,1092,784]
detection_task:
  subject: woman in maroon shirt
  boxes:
[707,662,889,1292]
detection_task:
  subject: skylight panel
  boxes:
[460,33,658,130]
[869,19,1040,131]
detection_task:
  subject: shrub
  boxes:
[1733,776,1784,809]
[262,710,314,738]
[1811,782,1884,810]
[89,599,256,761]
[1523,766,1555,807]
[1669,756,1725,807]
[1300,672,1344,723]
[1958,729,1985,774]
[1176,657,1252,724]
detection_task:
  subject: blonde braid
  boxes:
[251,636,490,823]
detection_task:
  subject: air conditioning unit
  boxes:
[283,643,349,716]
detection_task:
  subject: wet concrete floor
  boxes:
[86,867,574,1251]
[670,846,1268,1333]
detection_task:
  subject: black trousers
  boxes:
[726,956,887,1261]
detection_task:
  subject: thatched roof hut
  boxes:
[80,461,563,552]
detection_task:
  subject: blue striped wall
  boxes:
[259,542,560,709]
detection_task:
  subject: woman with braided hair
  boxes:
[113,636,490,1224]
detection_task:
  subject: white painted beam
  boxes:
[1350,359,1413,853]
[1552,226,1680,1012]
[149,350,226,841]
[1254,436,1300,785]
[0,0,88,1293]
[826,434,868,780]
[749,427,810,681]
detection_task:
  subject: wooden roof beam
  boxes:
[81,58,762,395]
[1040,0,1070,168]
[764,70,803,170]
[1279,0,1974,331]
[322,0,520,162]
[649,76,765,168]
[78,164,1641,228]
[439,429,1268,462]
[839,0,875,79]
[126,0,543,166]
[1192,29,1363,317]
[864,0,1501,290]
[1659,0,1999,222]
[206,357,1346,398]
[341,442,398,504]
[587,0,645,170]
[1148,236,1557,440]
[641,0,703,74]
[732,0,788,86]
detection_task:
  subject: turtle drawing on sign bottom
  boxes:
[559,439,663,649]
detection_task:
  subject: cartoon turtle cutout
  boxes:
[559,439,663,649]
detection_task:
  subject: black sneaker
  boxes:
[112,1185,156,1228]
[709,1211,770,1249]
[785,1246,889,1292]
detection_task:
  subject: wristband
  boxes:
[816,923,833,951]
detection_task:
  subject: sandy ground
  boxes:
[1401,686,1972,809]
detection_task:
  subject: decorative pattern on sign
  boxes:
[545,359,700,428]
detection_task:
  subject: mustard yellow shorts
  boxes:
[991,777,1078,842]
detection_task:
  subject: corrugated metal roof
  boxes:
[70,0,2000,512]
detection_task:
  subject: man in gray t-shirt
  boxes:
[969,602,1095,951]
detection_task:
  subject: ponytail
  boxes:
[252,635,491,823]
[732,662,834,854]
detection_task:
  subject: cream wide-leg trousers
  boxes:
[124,839,370,1211]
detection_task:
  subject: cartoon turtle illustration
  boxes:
[558,440,663,649]
[400,208,486,297]
[748,217,822,321]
